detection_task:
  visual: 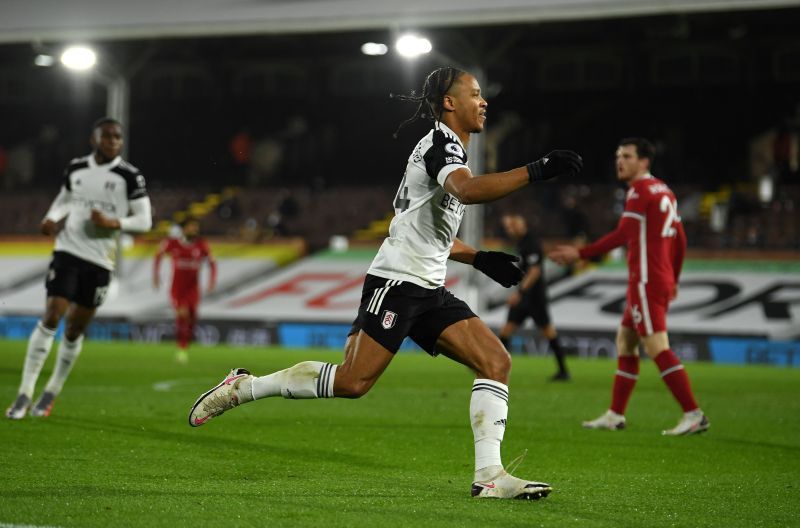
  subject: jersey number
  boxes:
[393,174,410,212]
[659,195,679,238]
[631,304,643,325]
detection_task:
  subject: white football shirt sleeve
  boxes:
[118,197,153,232]
[43,186,71,222]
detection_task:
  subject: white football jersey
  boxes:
[45,155,149,270]
[368,123,469,288]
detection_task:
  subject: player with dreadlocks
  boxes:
[391,66,465,136]
[188,67,583,500]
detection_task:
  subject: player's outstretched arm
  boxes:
[548,245,580,265]
[448,237,477,264]
[550,213,638,266]
[576,216,637,261]
[444,166,528,204]
[444,150,582,204]
[449,238,522,288]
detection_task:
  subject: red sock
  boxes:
[176,316,192,349]
[610,355,639,415]
[654,349,699,412]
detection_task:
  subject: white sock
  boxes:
[470,378,509,476]
[43,336,84,396]
[251,361,337,400]
[18,322,56,397]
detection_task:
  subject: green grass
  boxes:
[1,340,798,528]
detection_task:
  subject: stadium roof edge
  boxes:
[1,0,798,44]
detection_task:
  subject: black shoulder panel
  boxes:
[423,129,468,181]
[111,162,148,199]
[62,158,89,191]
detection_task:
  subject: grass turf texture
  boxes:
[1,340,798,528]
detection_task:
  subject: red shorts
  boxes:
[171,288,199,310]
[621,282,671,336]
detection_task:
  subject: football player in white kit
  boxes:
[6,118,153,419]
[189,67,582,499]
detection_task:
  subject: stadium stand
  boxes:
[2,182,796,252]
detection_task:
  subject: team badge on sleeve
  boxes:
[424,129,468,181]
[381,310,398,330]
[444,142,465,159]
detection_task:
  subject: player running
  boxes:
[153,217,217,364]
[188,66,582,499]
[6,117,152,419]
[549,137,709,436]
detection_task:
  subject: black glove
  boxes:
[473,251,523,288]
[526,150,583,182]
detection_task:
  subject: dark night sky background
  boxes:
[0,6,799,192]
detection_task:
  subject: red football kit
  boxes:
[154,237,217,350]
[576,172,701,418]
[155,237,217,307]
[578,174,686,336]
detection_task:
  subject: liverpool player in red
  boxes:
[549,137,709,436]
[153,218,217,364]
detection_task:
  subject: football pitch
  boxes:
[1,340,798,528]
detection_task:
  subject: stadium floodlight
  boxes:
[60,45,97,71]
[395,34,432,58]
[34,54,55,67]
[361,42,388,56]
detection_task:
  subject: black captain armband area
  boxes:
[112,163,149,199]
[423,129,468,180]
[62,159,89,191]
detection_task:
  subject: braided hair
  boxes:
[391,66,467,138]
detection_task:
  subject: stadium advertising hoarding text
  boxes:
[0,253,797,365]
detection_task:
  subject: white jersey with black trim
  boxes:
[44,154,150,271]
[368,123,469,289]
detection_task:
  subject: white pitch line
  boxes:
[152,378,209,392]
[56,386,125,393]
[0,522,63,528]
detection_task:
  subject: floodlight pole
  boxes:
[92,43,155,159]
[462,66,487,312]
[90,70,131,282]
[96,71,130,158]
[107,75,129,150]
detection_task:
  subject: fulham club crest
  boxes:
[381,310,397,330]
